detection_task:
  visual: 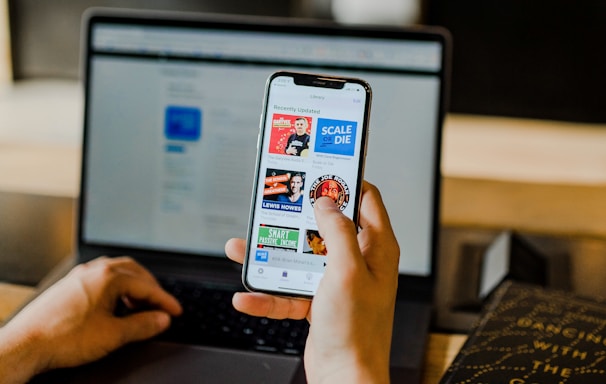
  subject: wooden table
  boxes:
[422,332,467,383]
[0,281,35,324]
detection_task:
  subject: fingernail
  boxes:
[315,196,339,211]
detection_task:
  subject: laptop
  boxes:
[34,8,449,383]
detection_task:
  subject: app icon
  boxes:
[314,118,357,156]
[165,106,202,141]
[255,250,269,263]
[309,175,350,211]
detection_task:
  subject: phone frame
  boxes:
[242,70,372,299]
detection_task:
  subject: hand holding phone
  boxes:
[243,71,372,298]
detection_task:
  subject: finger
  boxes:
[313,196,363,272]
[232,292,310,320]
[225,238,246,265]
[116,276,182,316]
[357,182,396,240]
[117,310,173,343]
[357,182,400,273]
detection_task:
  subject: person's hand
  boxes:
[0,256,182,383]
[285,144,297,155]
[225,181,400,383]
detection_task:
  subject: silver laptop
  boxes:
[33,8,450,383]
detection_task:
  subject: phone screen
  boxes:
[243,71,371,298]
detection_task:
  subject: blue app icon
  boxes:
[314,118,357,156]
[165,106,202,141]
[255,250,269,263]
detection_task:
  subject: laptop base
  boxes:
[31,341,306,384]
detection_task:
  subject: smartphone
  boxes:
[242,71,372,298]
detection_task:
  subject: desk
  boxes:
[0,283,466,384]
[422,332,467,383]
[0,281,35,323]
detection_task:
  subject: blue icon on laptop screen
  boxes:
[165,106,202,141]
[255,250,269,263]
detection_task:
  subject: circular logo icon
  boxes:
[309,175,350,211]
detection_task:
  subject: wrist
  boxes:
[317,364,390,384]
[312,352,390,384]
[0,322,48,383]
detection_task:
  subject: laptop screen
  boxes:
[81,12,448,278]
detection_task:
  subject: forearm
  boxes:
[0,324,46,384]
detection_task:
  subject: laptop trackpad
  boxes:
[32,341,306,384]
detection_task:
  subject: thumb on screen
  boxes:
[313,197,362,271]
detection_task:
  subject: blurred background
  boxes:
[3,0,606,123]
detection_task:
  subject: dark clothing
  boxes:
[285,133,310,156]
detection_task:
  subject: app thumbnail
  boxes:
[314,118,357,156]
[303,229,327,256]
[309,175,350,211]
[262,168,306,213]
[268,114,312,157]
[257,224,299,252]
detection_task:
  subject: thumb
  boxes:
[119,311,172,342]
[314,197,362,270]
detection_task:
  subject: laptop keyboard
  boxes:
[156,277,309,355]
